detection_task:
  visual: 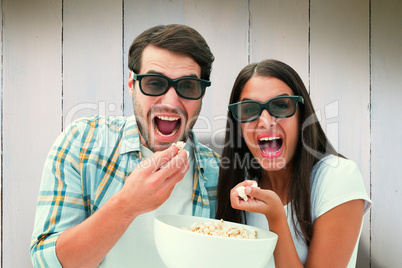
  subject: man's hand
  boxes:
[56,144,189,268]
[120,144,190,218]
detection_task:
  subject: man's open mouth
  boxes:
[258,136,283,154]
[153,115,181,137]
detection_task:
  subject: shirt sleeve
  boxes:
[30,122,88,267]
[310,155,372,221]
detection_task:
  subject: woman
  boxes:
[216,59,371,267]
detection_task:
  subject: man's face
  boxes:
[128,45,203,152]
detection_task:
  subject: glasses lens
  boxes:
[141,76,168,96]
[269,97,296,117]
[177,79,203,99]
[237,102,261,121]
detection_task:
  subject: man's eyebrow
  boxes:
[144,70,199,79]
[145,70,163,75]
[182,74,199,78]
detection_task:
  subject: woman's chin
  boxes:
[257,155,287,171]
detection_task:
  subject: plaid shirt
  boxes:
[30,115,220,267]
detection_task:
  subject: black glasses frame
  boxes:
[228,95,304,123]
[132,72,211,100]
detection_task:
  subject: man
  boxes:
[30,24,220,267]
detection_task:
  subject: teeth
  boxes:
[154,115,181,137]
[259,136,281,142]
[157,115,180,121]
[259,136,281,154]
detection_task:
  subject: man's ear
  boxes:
[128,71,134,96]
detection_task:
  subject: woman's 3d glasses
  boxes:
[228,95,304,122]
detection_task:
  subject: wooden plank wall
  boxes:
[2,0,401,267]
[0,0,2,263]
[371,0,402,266]
[310,2,371,266]
[63,0,123,126]
[3,0,63,267]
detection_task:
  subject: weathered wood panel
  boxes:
[2,0,63,267]
[0,0,2,262]
[63,0,123,127]
[4,0,402,267]
[371,0,402,266]
[249,0,310,87]
[309,1,371,266]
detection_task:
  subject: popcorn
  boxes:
[236,186,248,201]
[183,220,257,239]
[172,141,189,158]
[173,141,185,151]
[236,181,260,201]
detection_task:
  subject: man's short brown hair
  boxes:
[128,24,215,80]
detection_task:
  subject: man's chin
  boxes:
[148,142,171,152]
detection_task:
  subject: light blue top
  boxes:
[247,155,372,267]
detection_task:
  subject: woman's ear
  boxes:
[237,121,244,138]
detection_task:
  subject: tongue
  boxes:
[155,117,179,135]
[260,139,282,153]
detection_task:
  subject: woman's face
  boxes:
[239,75,300,171]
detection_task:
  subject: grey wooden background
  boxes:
[2,0,401,267]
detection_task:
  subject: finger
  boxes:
[233,180,256,189]
[157,147,190,173]
[157,154,189,196]
[140,145,178,173]
[166,158,190,184]
[244,187,269,204]
[244,180,257,186]
[230,188,243,208]
[158,149,190,178]
[231,187,240,198]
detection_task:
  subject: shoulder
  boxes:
[312,155,361,181]
[67,115,129,131]
[59,115,132,150]
[64,115,130,137]
[310,155,371,219]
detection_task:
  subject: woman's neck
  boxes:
[260,165,292,205]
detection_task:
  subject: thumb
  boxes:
[245,186,265,201]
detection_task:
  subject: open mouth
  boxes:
[258,136,283,155]
[153,115,181,137]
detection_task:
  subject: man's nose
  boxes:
[161,86,181,105]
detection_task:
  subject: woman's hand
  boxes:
[230,180,285,224]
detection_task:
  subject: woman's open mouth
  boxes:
[258,136,283,158]
[153,115,181,138]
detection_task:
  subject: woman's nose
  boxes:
[257,109,276,128]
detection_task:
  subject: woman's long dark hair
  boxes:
[215,59,340,245]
